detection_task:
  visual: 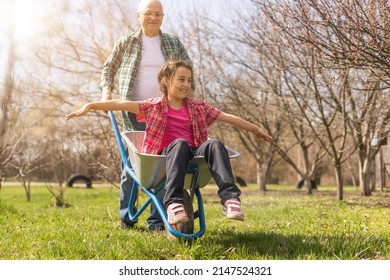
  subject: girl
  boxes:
[66,60,272,224]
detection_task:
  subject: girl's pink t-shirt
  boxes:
[159,104,195,152]
[137,96,221,154]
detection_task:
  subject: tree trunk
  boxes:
[304,178,313,195]
[257,162,266,194]
[26,179,31,202]
[359,158,372,196]
[370,157,376,192]
[335,165,343,201]
[379,147,384,192]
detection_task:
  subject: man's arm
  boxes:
[101,86,112,101]
[99,37,127,100]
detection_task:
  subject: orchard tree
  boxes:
[256,0,390,197]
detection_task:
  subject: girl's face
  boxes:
[165,66,193,101]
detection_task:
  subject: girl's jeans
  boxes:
[161,139,241,206]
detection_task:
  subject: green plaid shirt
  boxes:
[99,29,191,130]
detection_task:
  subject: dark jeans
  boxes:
[120,164,165,229]
[161,139,241,206]
[120,112,164,229]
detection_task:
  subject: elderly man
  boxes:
[99,0,191,231]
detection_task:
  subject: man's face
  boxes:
[137,1,164,37]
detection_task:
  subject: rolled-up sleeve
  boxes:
[136,100,152,122]
[204,104,221,126]
[99,39,124,89]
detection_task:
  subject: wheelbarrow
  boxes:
[108,111,240,239]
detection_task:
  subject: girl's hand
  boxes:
[254,129,272,143]
[65,104,90,120]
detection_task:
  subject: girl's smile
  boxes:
[165,66,193,108]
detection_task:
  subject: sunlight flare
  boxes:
[0,0,47,43]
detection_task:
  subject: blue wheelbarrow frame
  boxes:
[108,111,240,239]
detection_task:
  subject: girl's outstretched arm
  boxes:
[65,99,139,120]
[216,112,272,143]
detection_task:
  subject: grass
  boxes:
[0,183,389,260]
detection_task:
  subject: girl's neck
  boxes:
[167,96,185,109]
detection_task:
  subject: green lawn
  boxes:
[0,183,389,260]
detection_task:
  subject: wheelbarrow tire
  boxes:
[166,189,194,238]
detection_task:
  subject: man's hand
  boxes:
[101,86,112,101]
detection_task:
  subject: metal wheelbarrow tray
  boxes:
[108,111,240,239]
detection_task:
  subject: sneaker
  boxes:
[167,203,189,224]
[120,219,136,229]
[223,198,244,221]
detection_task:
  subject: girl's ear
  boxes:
[163,77,169,88]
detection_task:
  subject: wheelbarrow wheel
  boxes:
[166,189,194,239]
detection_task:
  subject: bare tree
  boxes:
[213,75,280,192]
[0,9,24,191]
[25,0,139,185]
[0,69,17,190]
[209,3,332,194]
[256,0,390,197]
[40,139,70,207]
[11,138,48,201]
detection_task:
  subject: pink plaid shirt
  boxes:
[136,96,221,154]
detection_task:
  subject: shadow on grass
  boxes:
[213,229,325,259]
[208,229,388,260]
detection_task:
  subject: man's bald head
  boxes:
[138,0,163,12]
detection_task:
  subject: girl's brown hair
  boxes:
[158,60,195,94]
